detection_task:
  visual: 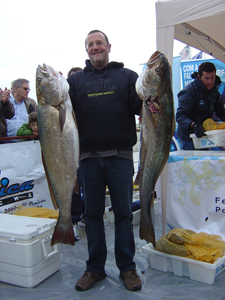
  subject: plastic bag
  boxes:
[155,228,225,263]
[13,206,59,220]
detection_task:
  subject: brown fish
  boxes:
[36,64,79,246]
[135,51,175,247]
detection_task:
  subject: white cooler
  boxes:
[0,214,60,288]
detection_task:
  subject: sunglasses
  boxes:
[19,87,31,92]
[22,88,30,92]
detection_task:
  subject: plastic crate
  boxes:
[142,243,225,285]
[190,130,225,149]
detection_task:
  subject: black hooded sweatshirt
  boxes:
[67,60,142,153]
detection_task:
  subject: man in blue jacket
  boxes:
[67,30,142,292]
[176,62,225,150]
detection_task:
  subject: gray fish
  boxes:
[135,51,175,247]
[36,64,79,246]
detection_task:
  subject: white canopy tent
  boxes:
[155,0,225,234]
[155,0,225,66]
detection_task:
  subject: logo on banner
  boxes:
[0,177,34,207]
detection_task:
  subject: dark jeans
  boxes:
[71,190,84,224]
[78,156,136,273]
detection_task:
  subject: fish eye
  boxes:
[155,68,160,74]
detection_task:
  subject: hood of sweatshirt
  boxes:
[83,60,124,74]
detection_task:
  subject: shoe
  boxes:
[75,271,107,291]
[73,223,80,241]
[120,269,142,291]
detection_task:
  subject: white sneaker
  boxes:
[73,223,80,241]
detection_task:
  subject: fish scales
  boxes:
[36,64,79,246]
[135,51,175,247]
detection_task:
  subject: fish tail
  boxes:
[51,220,75,246]
[140,217,156,247]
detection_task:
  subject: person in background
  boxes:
[68,30,142,292]
[67,67,82,78]
[17,111,38,141]
[176,62,225,150]
[0,88,15,143]
[5,78,37,141]
[191,71,222,89]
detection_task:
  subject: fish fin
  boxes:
[134,169,140,186]
[151,191,157,207]
[155,118,175,182]
[156,146,171,183]
[144,101,155,125]
[72,109,78,128]
[140,192,156,247]
[59,105,66,132]
[74,175,79,194]
[139,107,143,125]
[140,217,156,247]
[51,219,75,246]
[41,153,58,209]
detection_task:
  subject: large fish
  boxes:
[36,64,79,246]
[135,51,175,247]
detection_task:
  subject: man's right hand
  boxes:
[193,123,207,138]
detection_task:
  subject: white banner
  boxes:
[0,140,54,214]
[164,151,225,241]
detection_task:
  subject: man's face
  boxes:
[14,82,30,101]
[199,71,216,90]
[86,32,111,69]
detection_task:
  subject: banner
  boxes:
[165,151,225,241]
[0,140,54,214]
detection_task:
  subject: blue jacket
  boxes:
[176,78,225,141]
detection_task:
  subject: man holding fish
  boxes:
[67,30,143,292]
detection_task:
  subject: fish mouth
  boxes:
[147,51,164,67]
[37,64,50,77]
[146,95,160,114]
[38,64,59,78]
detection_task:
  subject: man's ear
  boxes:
[108,44,111,54]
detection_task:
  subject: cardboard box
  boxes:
[142,243,225,285]
[0,214,60,288]
[105,206,141,225]
[190,130,225,149]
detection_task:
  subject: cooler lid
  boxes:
[0,213,57,241]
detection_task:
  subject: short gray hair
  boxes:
[12,78,29,93]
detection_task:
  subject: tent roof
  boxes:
[156,0,225,65]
